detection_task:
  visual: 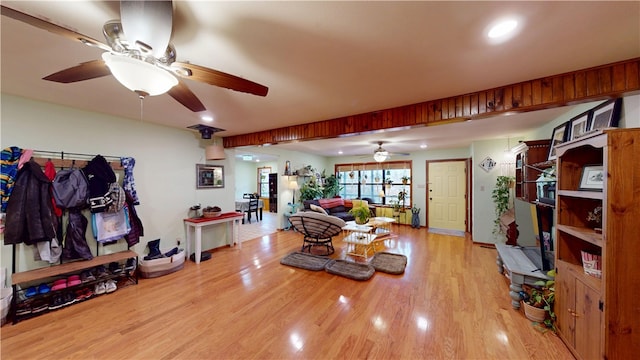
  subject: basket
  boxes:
[203,210,222,218]
[581,251,602,279]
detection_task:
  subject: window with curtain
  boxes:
[335,161,412,207]
[258,167,271,197]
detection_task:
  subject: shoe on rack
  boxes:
[109,262,123,274]
[80,270,96,283]
[31,300,49,314]
[62,291,76,306]
[105,279,117,293]
[15,302,33,316]
[94,282,106,295]
[48,294,65,310]
[67,275,82,287]
[123,258,136,271]
[95,265,109,278]
[25,286,37,298]
[83,287,94,299]
[52,278,67,291]
[38,283,51,294]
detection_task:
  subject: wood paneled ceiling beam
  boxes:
[223,57,640,149]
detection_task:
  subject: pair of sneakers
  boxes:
[94,279,117,295]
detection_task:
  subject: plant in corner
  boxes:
[522,269,556,332]
[492,175,514,235]
[349,204,371,225]
[322,174,342,198]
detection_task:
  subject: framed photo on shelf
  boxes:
[578,164,604,191]
[547,122,569,161]
[196,164,224,189]
[568,110,592,141]
[588,98,622,132]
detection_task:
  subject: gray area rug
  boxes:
[324,259,375,281]
[280,251,331,271]
[370,252,407,275]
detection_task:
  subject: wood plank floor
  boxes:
[1,222,574,359]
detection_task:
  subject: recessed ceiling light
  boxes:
[420,144,427,149]
[201,115,213,122]
[488,19,518,39]
[338,150,343,155]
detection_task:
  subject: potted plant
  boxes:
[299,177,323,201]
[322,174,342,198]
[349,204,371,225]
[587,206,602,233]
[401,175,410,185]
[397,190,407,212]
[522,270,556,331]
[385,179,393,189]
[492,175,514,235]
[390,200,401,217]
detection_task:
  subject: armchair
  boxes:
[288,211,346,255]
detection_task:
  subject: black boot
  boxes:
[164,247,179,257]
[144,239,164,260]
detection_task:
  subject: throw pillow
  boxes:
[310,204,328,215]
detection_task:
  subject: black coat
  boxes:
[4,160,57,245]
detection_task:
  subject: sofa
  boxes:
[302,198,375,221]
[303,198,354,221]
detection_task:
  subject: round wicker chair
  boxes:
[288,211,346,255]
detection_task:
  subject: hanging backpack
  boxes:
[52,168,89,209]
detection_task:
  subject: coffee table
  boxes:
[342,218,397,259]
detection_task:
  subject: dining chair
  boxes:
[245,197,260,223]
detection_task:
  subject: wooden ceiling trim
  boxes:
[223,57,640,148]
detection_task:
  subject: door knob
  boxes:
[429,198,433,200]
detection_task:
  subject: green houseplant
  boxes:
[322,174,342,198]
[401,175,410,185]
[349,204,371,225]
[523,269,556,331]
[492,175,514,235]
[299,177,323,202]
[397,190,407,212]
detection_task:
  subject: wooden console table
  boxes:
[184,212,244,264]
[495,244,551,309]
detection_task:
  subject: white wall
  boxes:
[1,94,237,272]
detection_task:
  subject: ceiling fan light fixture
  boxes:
[373,150,389,162]
[102,52,177,96]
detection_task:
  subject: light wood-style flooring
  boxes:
[1,220,574,359]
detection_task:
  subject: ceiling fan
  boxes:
[372,141,409,162]
[0,1,268,113]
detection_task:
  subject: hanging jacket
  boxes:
[62,209,93,260]
[4,160,57,245]
[121,157,140,205]
[1,146,23,212]
[83,155,116,213]
[124,190,143,247]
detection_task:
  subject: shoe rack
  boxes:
[10,250,138,324]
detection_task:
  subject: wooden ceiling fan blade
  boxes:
[168,81,206,112]
[173,62,268,97]
[0,5,110,51]
[43,60,111,83]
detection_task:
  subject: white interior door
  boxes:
[428,161,466,232]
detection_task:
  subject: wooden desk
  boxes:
[184,212,244,264]
[495,244,551,309]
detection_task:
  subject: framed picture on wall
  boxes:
[587,98,622,132]
[568,110,592,141]
[196,164,224,189]
[547,122,569,161]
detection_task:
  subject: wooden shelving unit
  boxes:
[554,128,640,360]
[513,139,551,203]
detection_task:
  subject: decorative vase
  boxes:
[523,302,547,322]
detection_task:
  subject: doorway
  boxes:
[426,159,471,236]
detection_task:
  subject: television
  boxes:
[513,199,555,272]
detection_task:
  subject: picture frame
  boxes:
[196,164,224,189]
[587,98,622,132]
[578,164,604,191]
[547,122,569,161]
[568,110,592,141]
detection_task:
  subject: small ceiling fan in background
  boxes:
[0,0,268,113]
[372,141,409,162]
